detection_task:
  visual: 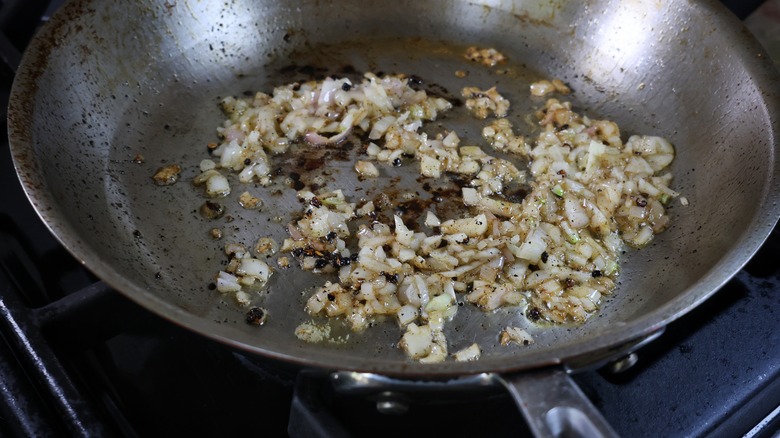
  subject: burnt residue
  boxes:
[421,80,462,107]
[365,176,477,231]
[199,201,225,219]
[288,171,305,191]
[272,137,362,191]
[392,198,434,231]
[277,64,330,82]
[245,307,268,326]
[339,64,358,75]
[505,186,530,204]
[426,183,473,219]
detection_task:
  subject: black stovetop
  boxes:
[0,1,777,437]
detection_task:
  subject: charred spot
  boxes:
[325,231,337,242]
[292,247,304,258]
[245,307,267,326]
[341,82,352,91]
[200,201,225,219]
[310,197,322,207]
[244,158,251,165]
[565,277,576,288]
[350,253,359,262]
[314,259,328,269]
[279,64,298,75]
[327,293,336,301]
[339,64,357,75]
[540,251,549,263]
[527,307,542,321]
[382,272,399,284]
[635,197,648,207]
[297,64,327,78]
[332,254,351,268]
[207,283,216,290]
[591,270,603,278]
[528,264,540,272]
[407,74,423,90]
[506,187,529,203]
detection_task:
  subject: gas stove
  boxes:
[0,1,778,436]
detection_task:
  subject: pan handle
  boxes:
[494,368,618,438]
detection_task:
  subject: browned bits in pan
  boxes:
[245,307,267,326]
[200,201,225,219]
[464,46,506,67]
[151,164,181,186]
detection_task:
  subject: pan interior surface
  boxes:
[8,0,780,375]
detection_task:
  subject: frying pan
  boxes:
[8,0,780,435]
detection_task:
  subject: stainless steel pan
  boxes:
[8,0,780,435]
